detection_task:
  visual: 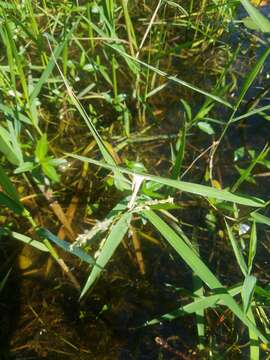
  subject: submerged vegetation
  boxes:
[0,0,270,358]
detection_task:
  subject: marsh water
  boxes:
[1,3,270,360]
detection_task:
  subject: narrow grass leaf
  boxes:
[248,221,257,274]
[231,144,269,192]
[80,211,132,298]
[235,45,270,109]
[0,125,21,165]
[35,134,48,161]
[0,165,21,203]
[142,210,268,343]
[30,27,76,103]
[0,192,24,214]
[247,307,260,360]
[197,121,215,135]
[0,104,31,124]
[225,220,248,276]
[10,231,48,252]
[48,42,129,190]
[193,274,205,350]
[242,275,257,313]
[192,236,205,350]
[81,15,139,74]
[68,154,265,207]
[251,212,270,227]
[240,0,270,33]
[171,126,186,180]
[145,285,242,326]
[231,104,270,123]
[3,21,29,102]
[107,45,233,108]
[38,228,95,265]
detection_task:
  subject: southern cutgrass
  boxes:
[0,0,270,357]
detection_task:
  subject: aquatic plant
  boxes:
[0,0,270,358]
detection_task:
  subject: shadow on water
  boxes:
[3,242,197,359]
[0,236,21,360]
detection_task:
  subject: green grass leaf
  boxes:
[41,159,60,183]
[144,284,242,326]
[108,44,233,109]
[142,209,268,344]
[30,26,76,103]
[248,221,257,274]
[251,212,270,227]
[35,134,48,162]
[10,230,49,252]
[242,275,257,313]
[171,126,186,180]
[0,192,24,214]
[80,211,132,299]
[197,121,215,135]
[38,228,95,264]
[225,220,248,276]
[232,144,269,192]
[0,125,22,165]
[247,307,260,360]
[0,165,21,203]
[68,154,265,207]
[240,0,270,34]
[235,45,270,109]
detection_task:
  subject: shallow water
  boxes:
[1,3,270,360]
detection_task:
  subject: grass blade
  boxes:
[242,275,257,313]
[247,307,260,360]
[0,125,22,166]
[47,42,129,190]
[0,165,21,203]
[142,209,268,344]
[68,154,265,207]
[235,45,270,109]
[144,285,242,326]
[107,44,233,109]
[38,228,95,265]
[225,220,248,276]
[80,211,132,298]
[10,230,49,252]
[248,221,257,274]
[171,125,186,180]
[240,0,270,33]
[231,144,269,192]
[30,26,76,103]
[251,212,270,226]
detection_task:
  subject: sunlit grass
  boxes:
[0,0,270,357]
